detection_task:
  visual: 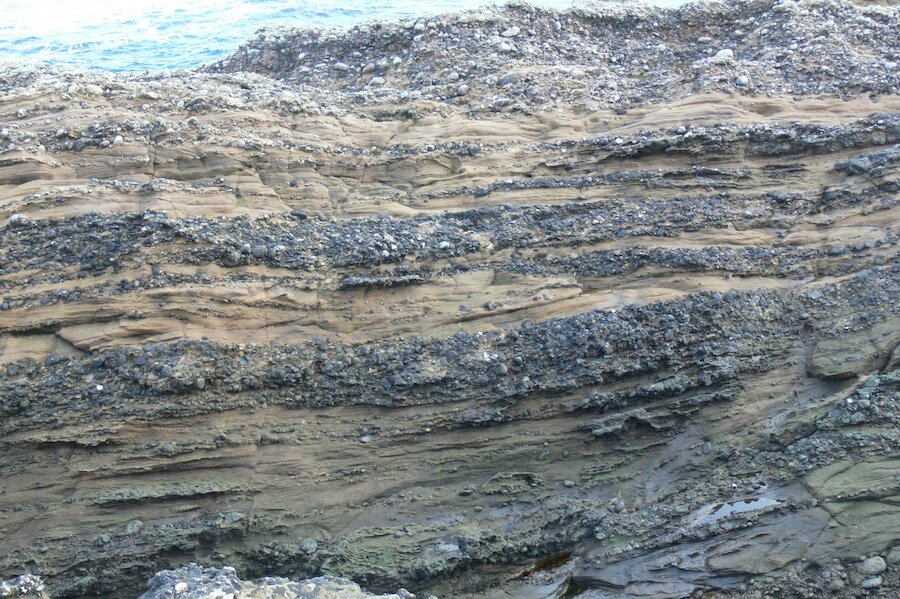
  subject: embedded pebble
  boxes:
[857,555,886,576]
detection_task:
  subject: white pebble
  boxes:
[712,48,734,63]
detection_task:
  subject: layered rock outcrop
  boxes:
[0,1,898,597]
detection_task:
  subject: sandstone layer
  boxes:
[0,1,898,598]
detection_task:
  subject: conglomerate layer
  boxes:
[0,1,898,598]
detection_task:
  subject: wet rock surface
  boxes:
[1,1,899,598]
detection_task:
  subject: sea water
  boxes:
[1,0,690,72]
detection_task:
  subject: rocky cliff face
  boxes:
[0,1,898,598]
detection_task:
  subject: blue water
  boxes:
[0,0,689,72]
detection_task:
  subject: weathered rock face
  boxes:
[0,1,898,598]
[209,0,900,112]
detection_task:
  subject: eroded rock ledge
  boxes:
[0,1,898,598]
